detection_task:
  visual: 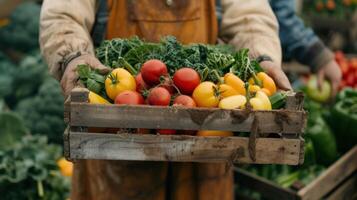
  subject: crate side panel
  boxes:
[70,104,306,133]
[68,132,302,165]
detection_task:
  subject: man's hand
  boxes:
[259,61,292,91]
[60,54,111,97]
[317,60,342,97]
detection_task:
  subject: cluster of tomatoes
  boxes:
[96,59,276,135]
[315,0,355,11]
[335,51,357,89]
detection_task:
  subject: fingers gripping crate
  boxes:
[64,88,306,165]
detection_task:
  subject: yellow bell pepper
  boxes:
[88,91,110,104]
[249,72,276,96]
[249,91,272,110]
[224,73,246,95]
[218,84,240,98]
[197,130,233,137]
[248,85,261,94]
[219,95,247,109]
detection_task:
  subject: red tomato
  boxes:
[350,58,357,69]
[157,129,176,135]
[335,51,345,63]
[135,73,149,93]
[115,91,144,105]
[147,87,171,106]
[173,95,197,107]
[173,68,201,95]
[339,61,349,77]
[173,95,196,135]
[141,59,168,85]
[346,74,355,86]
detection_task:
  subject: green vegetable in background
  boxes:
[0,53,15,98]
[329,88,357,153]
[306,75,331,103]
[305,116,338,166]
[15,78,65,144]
[0,111,28,149]
[3,52,47,108]
[0,135,70,200]
[0,2,40,53]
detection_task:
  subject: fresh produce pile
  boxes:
[79,37,286,135]
[335,51,357,89]
[303,0,356,19]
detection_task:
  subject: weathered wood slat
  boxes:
[67,131,302,165]
[70,104,306,134]
[234,167,299,200]
[325,172,357,200]
[285,91,304,111]
[298,146,357,200]
[234,146,357,200]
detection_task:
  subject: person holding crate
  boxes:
[39,0,289,199]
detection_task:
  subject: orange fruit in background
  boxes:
[197,130,233,137]
[326,0,336,10]
[57,157,73,177]
[343,0,352,6]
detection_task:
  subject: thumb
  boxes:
[317,70,325,91]
[88,57,111,74]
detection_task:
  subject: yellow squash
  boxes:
[249,91,272,110]
[224,73,246,95]
[249,72,276,96]
[218,84,239,98]
[219,95,247,109]
[88,91,110,104]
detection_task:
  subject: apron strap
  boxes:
[91,0,108,47]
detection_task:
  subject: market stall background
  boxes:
[0,1,355,199]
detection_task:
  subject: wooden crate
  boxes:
[64,88,306,165]
[235,146,357,200]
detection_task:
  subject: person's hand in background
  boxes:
[61,54,110,97]
[260,61,292,91]
[317,60,342,97]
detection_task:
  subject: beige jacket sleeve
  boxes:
[39,0,96,80]
[220,0,282,67]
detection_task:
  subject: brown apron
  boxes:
[71,1,233,199]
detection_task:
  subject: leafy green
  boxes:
[95,36,263,83]
[0,2,41,52]
[4,52,47,108]
[0,135,70,200]
[15,78,65,144]
[0,111,28,149]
